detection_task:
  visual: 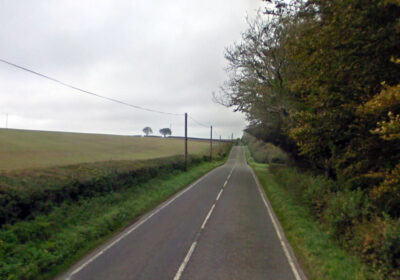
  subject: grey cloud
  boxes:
[0,0,263,138]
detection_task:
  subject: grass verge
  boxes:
[0,158,225,280]
[246,149,377,280]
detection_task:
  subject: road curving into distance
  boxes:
[59,146,307,280]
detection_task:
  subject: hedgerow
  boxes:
[0,142,231,228]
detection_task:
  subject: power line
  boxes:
[188,115,210,128]
[0,58,183,116]
[188,115,224,140]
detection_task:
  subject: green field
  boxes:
[0,129,213,170]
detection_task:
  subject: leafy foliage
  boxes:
[142,126,153,136]
[159,128,172,137]
[221,0,400,210]
[242,133,287,164]
[223,0,400,276]
[0,152,230,280]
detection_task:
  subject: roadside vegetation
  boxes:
[245,133,287,164]
[0,143,231,279]
[217,0,399,278]
[247,141,399,279]
[247,149,374,280]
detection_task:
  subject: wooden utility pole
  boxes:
[210,125,213,161]
[185,113,188,171]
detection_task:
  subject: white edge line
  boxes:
[249,167,305,280]
[173,241,197,280]
[201,204,216,229]
[66,165,223,279]
[216,189,223,201]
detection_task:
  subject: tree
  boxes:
[286,0,400,180]
[159,128,172,137]
[219,0,400,210]
[142,127,153,136]
[214,12,301,158]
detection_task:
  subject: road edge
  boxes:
[56,163,226,280]
[247,163,308,280]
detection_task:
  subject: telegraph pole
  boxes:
[210,125,213,161]
[185,113,188,171]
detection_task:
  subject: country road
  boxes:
[59,146,306,280]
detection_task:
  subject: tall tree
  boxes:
[220,0,400,213]
[286,0,400,180]
[215,13,299,156]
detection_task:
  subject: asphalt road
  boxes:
[60,146,306,280]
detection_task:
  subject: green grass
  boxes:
[246,150,377,280]
[0,158,225,280]
[0,128,215,170]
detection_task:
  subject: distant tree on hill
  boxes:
[142,127,153,136]
[159,128,172,138]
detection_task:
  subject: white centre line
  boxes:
[216,189,223,201]
[172,166,236,280]
[201,204,216,229]
[65,166,222,279]
[174,202,217,280]
[173,241,197,280]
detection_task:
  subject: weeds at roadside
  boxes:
[246,148,381,280]
[0,145,230,279]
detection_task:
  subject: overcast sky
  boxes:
[0,0,264,139]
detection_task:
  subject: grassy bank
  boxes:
[246,150,378,280]
[0,155,227,279]
[0,128,217,171]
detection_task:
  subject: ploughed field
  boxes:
[0,128,213,170]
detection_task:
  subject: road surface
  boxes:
[60,146,306,280]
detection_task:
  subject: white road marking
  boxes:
[252,171,303,280]
[201,204,216,229]
[174,175,225,280]
[65,166,222,279]
[216,189,223,201]
[173,241,197,280]
[223,181,228,188]
[227,174,231,180]
[174,202,217,280]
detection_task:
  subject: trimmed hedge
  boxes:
[0,148,230,228]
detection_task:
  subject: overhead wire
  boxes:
[188,115,210,128]
[188,114,226,141]
[0,58,183,116]
[0,58,232,139]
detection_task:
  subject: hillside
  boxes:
[0,129,212,170]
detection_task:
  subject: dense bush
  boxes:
[0,150,230,280]
[243,133,287,164]
[269,164,400,278]
[249,138,399,277]
[220,0,400,218]
[0,143,231,228]
[230,0,400,276]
